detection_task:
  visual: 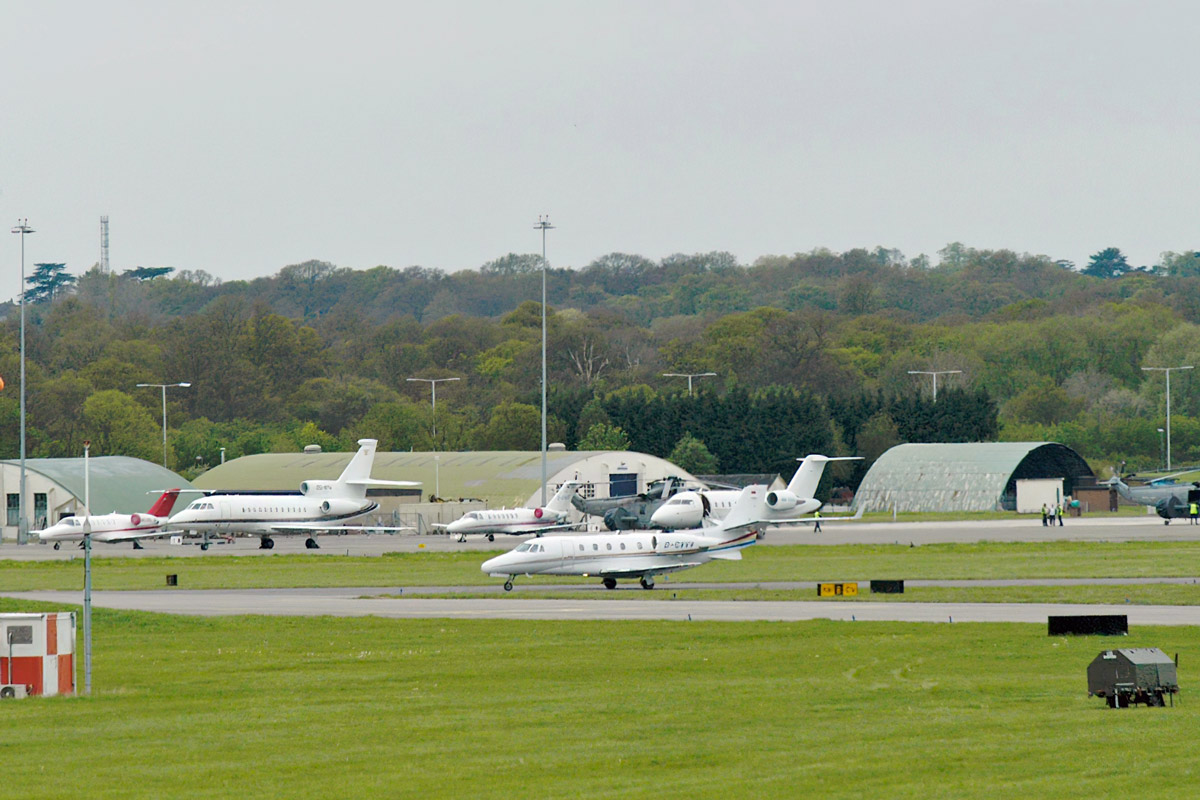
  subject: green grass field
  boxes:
[5,540,1199,798]
[4,599,1195,800]
[2,540,1199,591]
[2,596,1196,799]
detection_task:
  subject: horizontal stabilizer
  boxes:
[707,550,742,561]
[344,479,422,488]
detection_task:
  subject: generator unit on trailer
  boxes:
[0,613,76,698]
[1087,648,1179,708]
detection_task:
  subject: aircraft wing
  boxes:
[267,524,416,534]
[597,561,707,576]
[93,528,170,543]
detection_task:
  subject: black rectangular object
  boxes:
[1048,615,1128,636]
[870,580,904,594]
[166,574,178,586]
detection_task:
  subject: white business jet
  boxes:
[649,454,859,529]
[443,481,582,542]
[481,483,804,592]
[35,489,182,550]
[166,439,418,550]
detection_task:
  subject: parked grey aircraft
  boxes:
[569,476,713,530]
[1107,476,1200,524]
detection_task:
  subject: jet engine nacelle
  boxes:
[319,498,366,517]
[765,490,799,510]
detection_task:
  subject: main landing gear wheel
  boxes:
[305,538,320,549]
[53,542,60,550]
[503,579,514,592]
[603,577,618,590]
[640,576,655,590]
[200,543,209,551]
[487,534,495,542]
[259,537,275,550]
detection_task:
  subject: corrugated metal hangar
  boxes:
[192,449,698,527]
[852,442,1094,513]
[0,457,196,541]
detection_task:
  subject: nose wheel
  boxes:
[503,579,514,592]
[53,542,61,550]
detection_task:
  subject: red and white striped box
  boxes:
[1,613,76,697]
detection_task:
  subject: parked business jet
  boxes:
[166,439,418,549]
[443,481,582,542]
[34,489,182,550]
[649,454,859,529]
[483,483,814,591]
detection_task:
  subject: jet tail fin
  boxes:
[544,481,582,514]
[786,455,862,498]
[332,439,382,498]
[146,489,181,517]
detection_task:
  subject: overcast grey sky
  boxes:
[3,1,1199,284]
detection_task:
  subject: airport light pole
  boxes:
[136,382,192,468]
[907,369,962,403]
[662,372,717,398]
[83,440,92,696]
[407,377,460,448]
[533,215,554,506]
[1143,366,1193,471]
[11,220,33,543]
[1158,428,1166,472]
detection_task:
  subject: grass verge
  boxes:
[0,596,1194,799]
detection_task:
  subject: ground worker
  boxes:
[1041,503,1048,526]
[813,510,822,533]
[1190,500,1198,525]
[1056,503,1064,526]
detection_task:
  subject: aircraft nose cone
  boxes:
[481,554,504,574]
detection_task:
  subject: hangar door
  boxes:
[609,473,638,498]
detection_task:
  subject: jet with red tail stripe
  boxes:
[34,489,182,549]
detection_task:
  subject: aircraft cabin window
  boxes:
[606,543,612,550]
[620,543,626,550]
[578,544,584,551]
[637,542,643,550]
[593,543,599,551]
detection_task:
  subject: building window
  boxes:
[6,494,17,527]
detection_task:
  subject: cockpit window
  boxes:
[515,543,532,552]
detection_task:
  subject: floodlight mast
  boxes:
[11,220,33,543]
[136,382,192,468]
[662,372,717,397]
[907,369,962,403]
[533,215,554,506]
[1143,366,1193,470]
[407,377,460,446]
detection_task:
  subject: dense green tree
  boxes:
[1082,247,1131,279]
[668,432,719,474]
[25,263,76,303]
[82,389,163,462]
[577,422,631,451]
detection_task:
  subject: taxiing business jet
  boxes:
[34,489,182,550]
[166,439,418,550]
[443,481,582,542]
[649,454,860,529]
[481,483,807,591]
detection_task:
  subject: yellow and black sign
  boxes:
[817,582,858,597]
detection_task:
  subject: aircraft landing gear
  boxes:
[259,537,275,550]
[132,541,144,550]
[53,542,60,551]
[639,576,655,590]
[1165,519,1171,525]
[305,538,320,549]
[487,534,495,542]
[503,579,514,592]
[200,542,209,551]
[457,534,467,543]
[603,577,618,590]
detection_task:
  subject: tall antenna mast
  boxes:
[99,216,110,272]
